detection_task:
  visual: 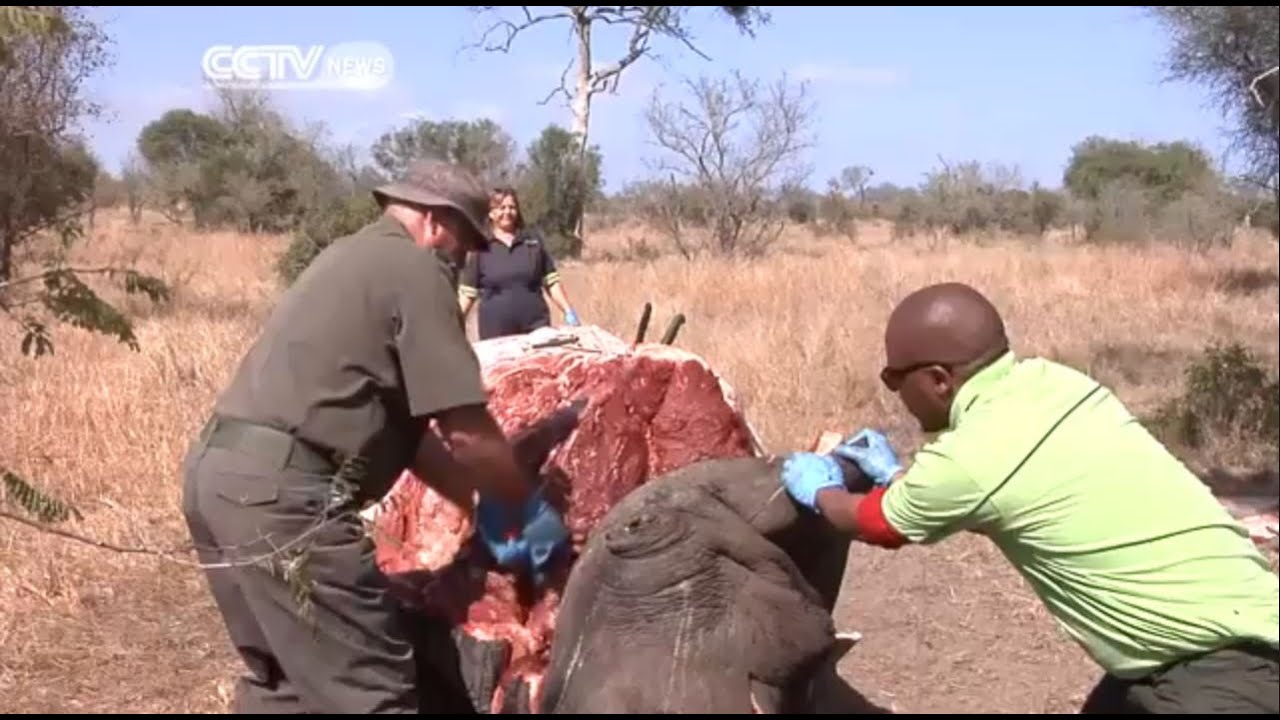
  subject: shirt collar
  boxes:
[373,215,461,275]
[492,230,534,248]
[373,213,413,242]
[949,350,1016,429]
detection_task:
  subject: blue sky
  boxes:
[79,6,1239,193]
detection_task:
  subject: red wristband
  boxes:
[855,486,908,548]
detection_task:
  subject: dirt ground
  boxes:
[832,536,1100,714]
[0,527,1104,714]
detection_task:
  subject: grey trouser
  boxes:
[1080,643,1280,714]
[180,417,419,714]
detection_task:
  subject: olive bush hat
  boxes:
[372,158,494,250]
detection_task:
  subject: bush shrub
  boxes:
[276,192,380,286]
[1151,342,1279,452]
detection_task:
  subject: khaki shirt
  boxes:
[215,214,488,494]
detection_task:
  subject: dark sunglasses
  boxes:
[880,361,948,391]
[880,344,1010,392]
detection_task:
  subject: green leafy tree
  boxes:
[0,6,169,359]
[1063,136,1217,204]
[371,117,517,185]
[1061,135,1238,245]
[0,7,169,527]
[276,190,380,286]
[275,140,385,287]
[135,88,350,233]
[515,124,603,259]
[136,108,232,225]
[1146,6,1279,195]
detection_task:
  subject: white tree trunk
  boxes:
[572,11,592,240]
[572,12,592,149]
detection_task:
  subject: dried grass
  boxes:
[1,209,1275,712]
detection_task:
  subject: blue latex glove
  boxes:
[563,309,580,326]
[781,452,846,514]
[474,497,529,568]
[520,487,570,576]
[830,429,902,487]
[474,487,570,579]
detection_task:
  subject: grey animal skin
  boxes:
[538,454,863,714]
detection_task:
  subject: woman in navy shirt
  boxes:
[458,187,582,340]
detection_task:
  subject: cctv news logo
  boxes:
[201,42,394,91]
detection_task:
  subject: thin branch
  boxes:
[469,6,571,54]
[590,19,652,96]
[592,6,713,62]
[644,69,814,258]
[0,505,361,570]
[655,22,713,62]
[467,5,722,110]
[1249,65,1278,111]
[538,54,576,107]
[0,264,137,292]
[0,508,201,564]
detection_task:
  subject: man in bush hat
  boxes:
[779,281,1279,713]
[370,158,493,266]
[181,158,569,713]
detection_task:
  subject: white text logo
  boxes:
[201,42,394,91]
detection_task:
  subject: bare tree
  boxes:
[644,70,815,258]
[468,6,769,239]
[839,165,875,207]
[471,6,768,145]
[120,151,145,224]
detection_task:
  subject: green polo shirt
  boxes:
[880,351,1280,678]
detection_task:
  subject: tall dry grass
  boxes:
[573,220,1278,465]
[0,208,1276,712]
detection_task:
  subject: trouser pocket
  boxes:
[214,477,281,508]
[192,455,331,560]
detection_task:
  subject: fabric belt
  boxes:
[198,415,340,477]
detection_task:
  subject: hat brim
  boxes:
[373,184,493,251]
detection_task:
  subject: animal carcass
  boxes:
[537,454,861,714]
[363,325,770,713]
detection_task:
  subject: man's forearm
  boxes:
[411,429,482,511]
[446,432,533,505]
[815,488,863,533]
[815,486,908,549]
[421,406,534,507]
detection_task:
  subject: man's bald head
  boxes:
[884,282,1008,372]
[879,282,1010,432]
